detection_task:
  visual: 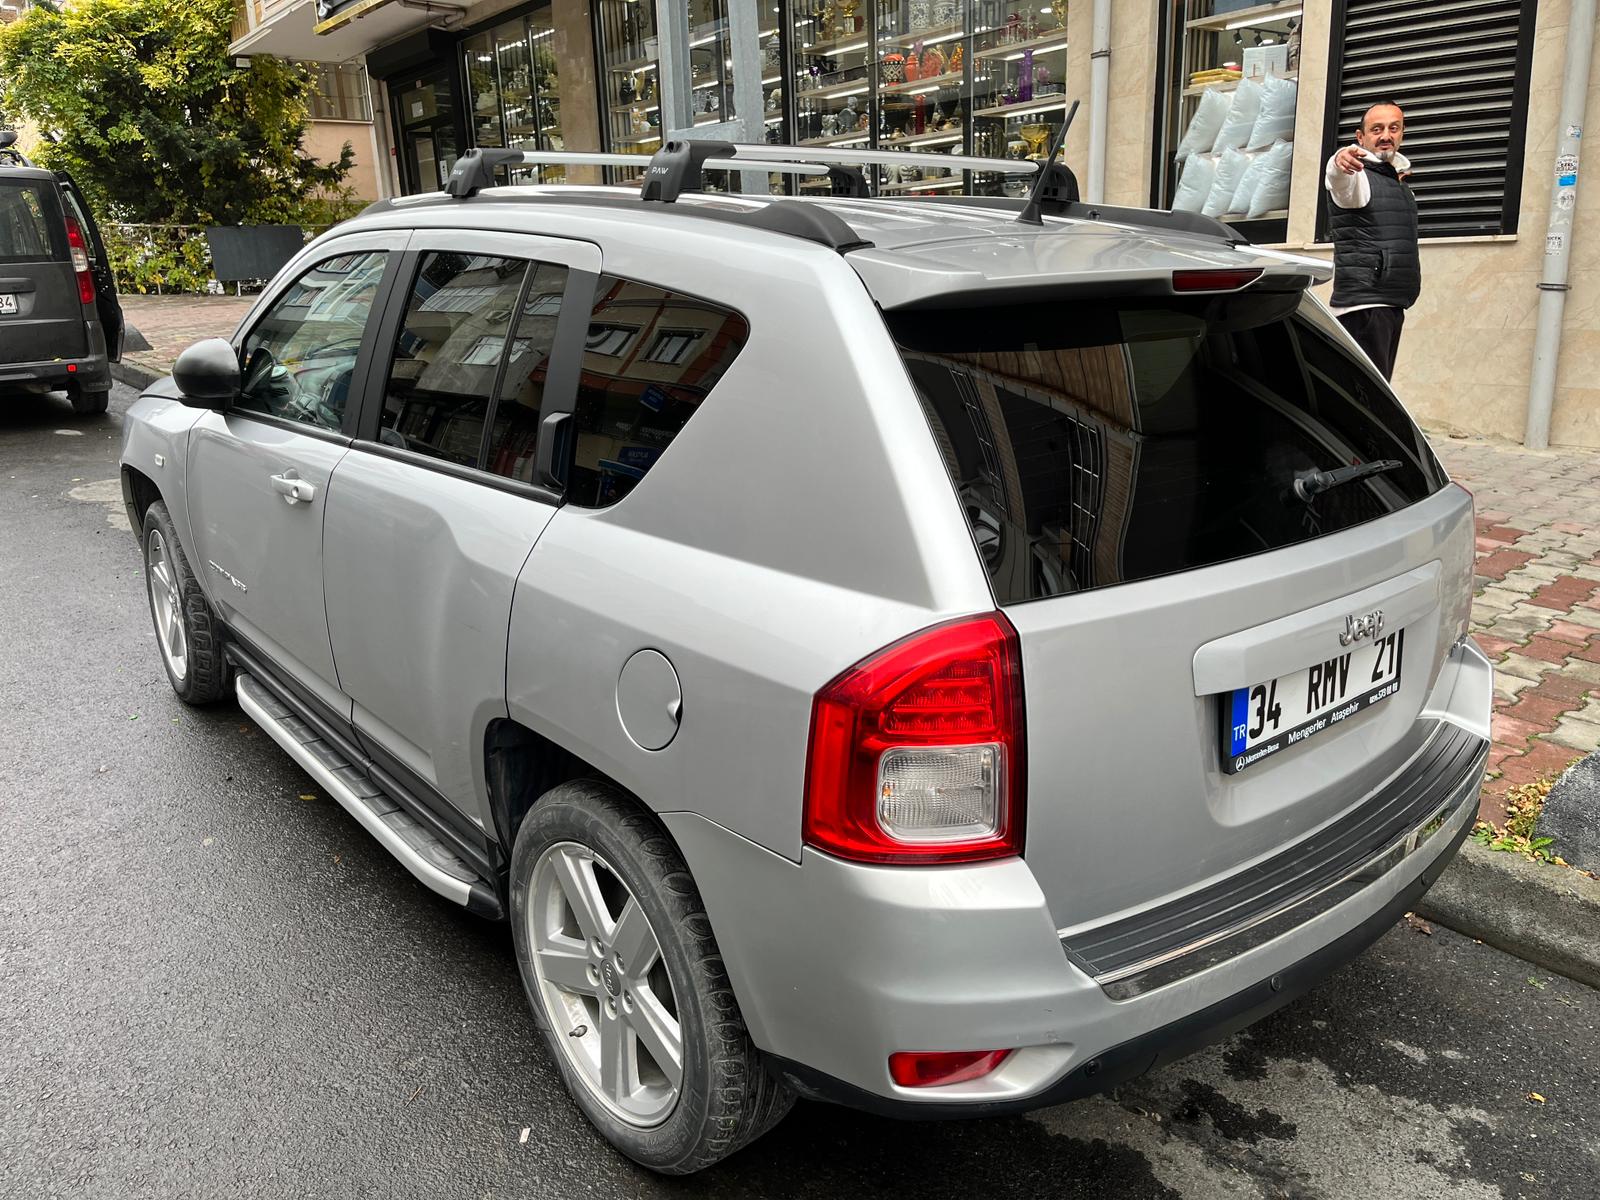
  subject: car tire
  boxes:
[68,383,109,416]
[141,501,229,705]
[510,780,794,1174]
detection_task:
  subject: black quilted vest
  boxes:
[1329,159,1421,309]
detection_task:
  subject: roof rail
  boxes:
[443,141,1041,202]
[443,146,830,199]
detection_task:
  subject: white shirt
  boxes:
[1324,146,1413,317]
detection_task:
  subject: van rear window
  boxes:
[890,291,1448,605]
[0,181,66,264]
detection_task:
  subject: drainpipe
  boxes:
[1086,0,1111,203]
[1524,0,1596,450]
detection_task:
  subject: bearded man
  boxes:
[1325,102,1418,381]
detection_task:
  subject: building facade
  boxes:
[231,0,1598,448]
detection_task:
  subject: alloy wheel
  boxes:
[146,529,188,682]
[528,841,683,1128]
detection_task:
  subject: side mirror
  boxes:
[172,338,240,408]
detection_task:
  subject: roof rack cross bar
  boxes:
[642,139,736,203]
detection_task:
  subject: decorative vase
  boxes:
[922,46,946,78]
[909,0,932,32]
[881,52,905,84]
[1019,49,1034,102]
[947,44,964,74]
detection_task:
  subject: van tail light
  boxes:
[890,1049,1012,1088]
[64,216,96,305]
[803,612,1025,865]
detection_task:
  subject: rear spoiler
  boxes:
[860,255,1332,313]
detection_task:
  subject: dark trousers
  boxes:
[1337,306,1405,381]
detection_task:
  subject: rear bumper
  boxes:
[666,646,1490,1115]
[0,352,111,392]
[767,799,1474,1118]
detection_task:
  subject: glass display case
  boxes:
[462,11,567,185]
[874,0,970,194]
[599,0,663,178]
[1157,1,1302,239]
[967,4,1069,197]
[790,1,874,151]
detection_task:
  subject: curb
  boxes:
[110,359,163,392]
[1416,839,1600,990]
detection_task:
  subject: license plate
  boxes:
[1222,629,1405,773]
[0,294,16,315]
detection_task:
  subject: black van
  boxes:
[0,131,123,415]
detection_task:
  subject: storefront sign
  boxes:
[315,0,397,35]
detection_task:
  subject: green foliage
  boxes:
[0,0,355,226]
[103,226,214,294]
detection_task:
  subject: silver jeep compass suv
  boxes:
[120,140,1491,1174]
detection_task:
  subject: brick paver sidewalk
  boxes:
[120,294,255,384]
[1430,436,1600,824]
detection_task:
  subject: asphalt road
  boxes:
[3,382,1598,1199]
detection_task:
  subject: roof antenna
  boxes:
[1016,99,1081,227]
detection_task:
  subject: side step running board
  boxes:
[236,673,503,919]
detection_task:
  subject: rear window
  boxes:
[892,291,1448,605]
[0,180,66,264]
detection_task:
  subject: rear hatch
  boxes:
[0,175,86,364]
[880,271,1469,934]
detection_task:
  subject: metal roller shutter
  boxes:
[1321,0,1538,237]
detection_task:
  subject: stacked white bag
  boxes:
[1171,72,1298,219]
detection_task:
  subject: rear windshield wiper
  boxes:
[1292,458,1403,502]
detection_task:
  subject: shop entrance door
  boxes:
[393,68,460,193]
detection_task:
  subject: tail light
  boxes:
[64,215,96,305]
[1171,268,1262,292]
[890,1049,1012,1088]
[803,612,1025,865]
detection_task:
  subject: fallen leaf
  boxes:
[1527,977,1547,990]
[299,793,318,802]
[1403,912,1433,936]
[1527,1091,1545,1104]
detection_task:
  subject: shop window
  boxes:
[1318,0,1537,238]
[380,252,529,469]
[463,10,566,184]
[599,0,663,179]
[1155,2,1303,243]
[567,276,749,507]
[305,62,372,122]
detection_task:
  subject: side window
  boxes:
[567,276,749,507]
[237,249,388,432]
[482,263,569,483]
[380,252,529,469]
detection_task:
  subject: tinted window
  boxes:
[567,277,748,507]
[381,252,527,468]
[0,181,65,264]
[483,263,568,483]
[892,292,1448,605]
[237,250,388,431]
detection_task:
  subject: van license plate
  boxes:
[1222,629,1404,773]
[0,294,16,315]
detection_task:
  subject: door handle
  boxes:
[269,472,317,506]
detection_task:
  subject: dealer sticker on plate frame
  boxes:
[1222,629,1404,774]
